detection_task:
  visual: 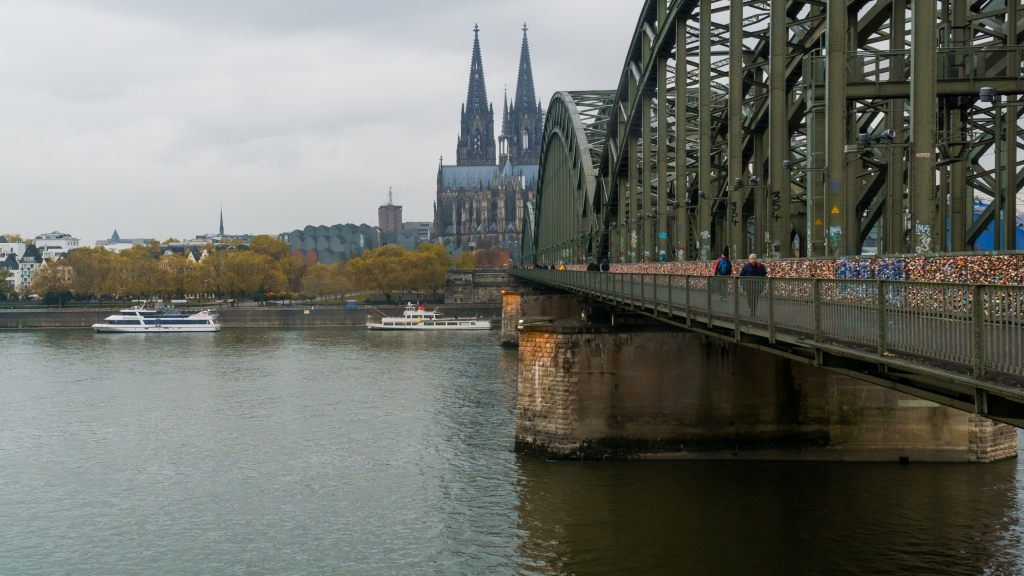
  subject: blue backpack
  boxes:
[716,258,730,275]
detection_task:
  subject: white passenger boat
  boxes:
[366,304,491,331]
[92,306,220,333]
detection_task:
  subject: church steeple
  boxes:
[219,207,224,236]
[499,86,511,164]
[508,23,542,165]
[514,23,536,114]
[456,25,496,166]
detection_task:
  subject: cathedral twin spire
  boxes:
[504,23,543,166]
[464,25,490,124]
[457,25,496,166]
[456,23,542,167]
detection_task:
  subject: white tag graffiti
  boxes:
[914,222,931,254]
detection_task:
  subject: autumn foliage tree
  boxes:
[454,252,476,270]
[300,263,349,301]
[38,235,464,305]
[217,250,286,298]
[31,259,73,307]
[346,245,408,303]
[0,269,15,300]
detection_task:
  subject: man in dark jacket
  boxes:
[739,253,768,315]
[600,259,610,272]
[713,251,731,301]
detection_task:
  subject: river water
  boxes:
[1,328,1023,575]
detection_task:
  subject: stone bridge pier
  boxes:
[509,295,1017,463]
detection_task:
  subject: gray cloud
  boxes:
[0,0,642,243]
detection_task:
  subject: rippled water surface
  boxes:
[2,328,1024,575]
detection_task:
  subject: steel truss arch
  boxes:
[524,90,614,265]
[524,0,1024,266]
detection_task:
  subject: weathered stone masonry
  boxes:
[500,292,582,346]
[517,325,1018,462]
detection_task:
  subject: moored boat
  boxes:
[366,304,491,331]
[93,306,220,333]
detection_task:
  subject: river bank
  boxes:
[0,304,503,329]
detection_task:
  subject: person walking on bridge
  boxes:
[713,251,732,301]
[739,253,768,315]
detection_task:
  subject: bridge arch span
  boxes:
[524,91,613,266]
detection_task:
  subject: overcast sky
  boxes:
[0,0,642,245]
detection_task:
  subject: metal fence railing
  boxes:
[514,269,1024,380]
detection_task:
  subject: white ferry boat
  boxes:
[366,304,491,331]
[92,306,220,333]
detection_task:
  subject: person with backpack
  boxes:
[739,253,768,314]
[713,251,732,301]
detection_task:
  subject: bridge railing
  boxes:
[514,269,1024,380]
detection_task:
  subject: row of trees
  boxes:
[22,236,457,305]
[300,244,453,302]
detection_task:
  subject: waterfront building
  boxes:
[0,237,35,294]
[390,228,425,252]
[405,222,433,244]
[95,230,154,253]
[33,231,79,260]
[0,252,18,289]
[160,244,208,262]
[0,244,45,293]
[283,221,426,257]
[378,189,403,234]
[186,248,207,263]
[283,224,385,266]
[0,237,27,261]
[433,24,541,261]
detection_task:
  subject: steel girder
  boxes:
[521,0,1024,267]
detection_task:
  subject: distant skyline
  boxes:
[0,0,642,245]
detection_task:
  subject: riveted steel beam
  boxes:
[521,0,1024,267]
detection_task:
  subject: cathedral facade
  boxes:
[434,24,543,260]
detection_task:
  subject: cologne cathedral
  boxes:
[433,24,543,260]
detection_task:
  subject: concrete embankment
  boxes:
[0,305,503,329]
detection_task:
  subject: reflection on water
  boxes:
[515,458,1024,575]
[1,329,1022,575]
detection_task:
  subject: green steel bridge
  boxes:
[521,0,1024,265]
[514,0,1024,426]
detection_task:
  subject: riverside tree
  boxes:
[407,243,451,297]
[346,245,407,303]
[300,263,349,301]
[217,250,287,299]
[0,269,16,300]
[31,260,73,307]
[66,247,113,300]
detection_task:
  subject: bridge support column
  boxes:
[500,291,583,347]
[516,323,1017,462]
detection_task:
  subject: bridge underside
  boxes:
[524,0,1024,266]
